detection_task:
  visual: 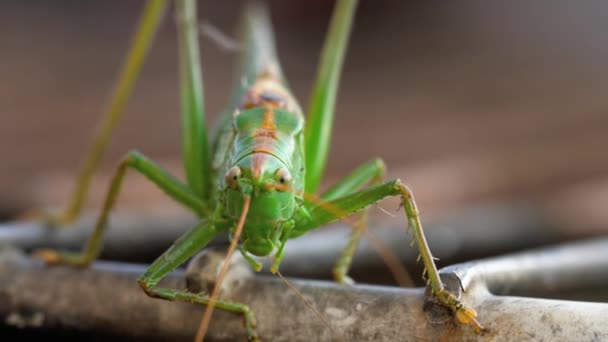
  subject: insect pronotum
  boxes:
[27,0,483,340]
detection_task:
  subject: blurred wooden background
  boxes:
[2,0,608,243]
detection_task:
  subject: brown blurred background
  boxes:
[2,0,608,242]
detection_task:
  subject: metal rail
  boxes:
[0,202,572,279]
[0,223,607,341]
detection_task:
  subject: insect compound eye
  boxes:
[274,167,292,186]
[225,166,242,189]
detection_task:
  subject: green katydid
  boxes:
[26,0,483,340]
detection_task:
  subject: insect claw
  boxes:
[416,254,422,264]
[455,306,484,334]
[409,238,416,247]
[376,204,397,218]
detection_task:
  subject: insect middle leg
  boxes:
[316,158,386,284]
[292,179,482,331]
[32,150,207,267]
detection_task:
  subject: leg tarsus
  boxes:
[239,247,263,272]
[137,277,259,341]
[332,212,365,285]
[433,288,484,333]
[31,249,90,267]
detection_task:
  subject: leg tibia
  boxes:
[32,150,206,267]
[395,183,443,293]
[394,182,482,331]
[138,282,258,341]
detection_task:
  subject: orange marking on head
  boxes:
[257,107,277,137]
[253,147,274,154]
[252,153,267,179]
[251,107,277,179]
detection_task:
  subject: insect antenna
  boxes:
[376,203,397,218]
[199,19,242,53]
[267,184,414,287]
[195,196,251,342]
[276,270,344,342]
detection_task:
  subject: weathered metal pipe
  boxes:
[1,236,607,341]
[0,202,569,281]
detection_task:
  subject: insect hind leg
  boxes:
[32,150,206,267]
[20,0,169,228]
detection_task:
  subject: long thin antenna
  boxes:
[276,270,344,342]
[195,196,251,342]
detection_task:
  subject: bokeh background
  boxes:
[2,0,608,271]
[2,1,608,339]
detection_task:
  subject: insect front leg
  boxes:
[292,179,484,333]
[138,219,260,342]
[32,150,207,267]
[22,0,169,227]
[316,158,386,285]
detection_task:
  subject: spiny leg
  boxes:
[23,0,169,226]
[304,0,358,194]
[317,158,386,284]
[292,179,483,332]
[137,218,260,342]
[32,150,206,267]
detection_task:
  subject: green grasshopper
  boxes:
[28,0,482,340]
